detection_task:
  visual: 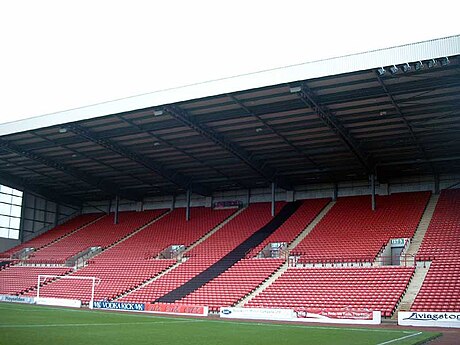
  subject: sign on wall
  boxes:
[399,311,460,328]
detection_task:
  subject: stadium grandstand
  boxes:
[1,34,460,327]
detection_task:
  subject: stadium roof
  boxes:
[0,35,459,206]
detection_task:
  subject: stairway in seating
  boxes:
[393,264,430,319]
[235,261,289,307]
[155,201,302,303]
[288,200,336,250]
[405,193,440,265]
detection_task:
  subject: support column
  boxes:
[186,189,191,221]
[246,189,251,206]
[370,174,376,211]
[332,182,338,201]
[114,196,119,224]
[271,182,276,217]
[434,174,440,195]
[171,194,176,210]
[19,191,28,244]
[54,203,60,228]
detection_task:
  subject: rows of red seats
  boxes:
[95,207,235,261]
[246,199,330,258]
[177,258,285,312]
[292,192,430,263]
[412,189,460,312]
[245,266,415,317]
[27,210,165,263]
[25,259,174,303]
[0,213,102,259]
[0,266,71,295]
[121,203,285,303]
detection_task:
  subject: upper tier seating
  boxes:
[245,266,415,317]
[121,203,285,303]
[411,189,460,312]
[95,207,235,261]
[177,258,284,312]
[0,266,71,295]
[186,202,285,259]
[27,210,165,264]
[0,213,102,258]
[293,192,430,263]
[246,198,330,258]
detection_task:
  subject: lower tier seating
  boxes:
[0,266,72,295]
[177,258,284,312]
[411,189,460,312]
[25,259,174,303]
[245,266,415,317]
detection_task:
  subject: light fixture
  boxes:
[402,63,412,72]
[289,86,301,93]
[441,57,450,66]
[377,67,386,76]
[71,153,77,158]
[389,65,399,74]
[58,127,68,133]
[153,110,164,116]
[379,111,387,116]
[255,127,263,133]
[153,142,160,147]
[428,59,438,68]
[415,61,424,71]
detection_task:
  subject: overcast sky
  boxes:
[0,1,458,125]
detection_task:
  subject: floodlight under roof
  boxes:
[377,67,386,76]
[402,63,412,72]
[389,65,399,74]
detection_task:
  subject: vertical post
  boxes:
[246,189,251,206]
[36,275,41,300]
[434,174,440,195]
[54,203,60,228]
[370,174,376,211]
[171,194,176,210]
[19,191,27,244]
[108,198,112,214]
[271,182,276,217]
[89,277,96,309]
[332,182,338,201]
[186,189,191,221]
[114,196,119,224]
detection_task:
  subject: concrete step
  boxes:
[393,265,430,319]
[288,200,336,250]
[235,261,289,307]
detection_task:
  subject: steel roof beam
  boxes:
[375,72,436,174]
[163,104,293,191]
[0,171,82,207]
[0,139,142,201]
[294,83,374,173]
[66,124,212,196]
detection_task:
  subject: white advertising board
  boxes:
[36,297,81,308]
[220,307,295,321]
[398,311,460,328]
[0,294,35,304]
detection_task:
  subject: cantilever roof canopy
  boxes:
[0,36,459,206]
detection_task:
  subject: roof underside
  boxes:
[0,47,459,205]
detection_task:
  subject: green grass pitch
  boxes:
[0,303,440,345]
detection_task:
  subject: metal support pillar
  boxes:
[171,194,176,210]
[370,174,376,211]
[186,189,191,221]
[271,182,276,217]
[19,191,28,244]
[114,196,119,224]
[54,203,60,228]
[246,189,251,206]
[332,182,338,201]
[434,174,440,195]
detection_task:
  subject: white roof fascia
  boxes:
[1,35,459,136]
